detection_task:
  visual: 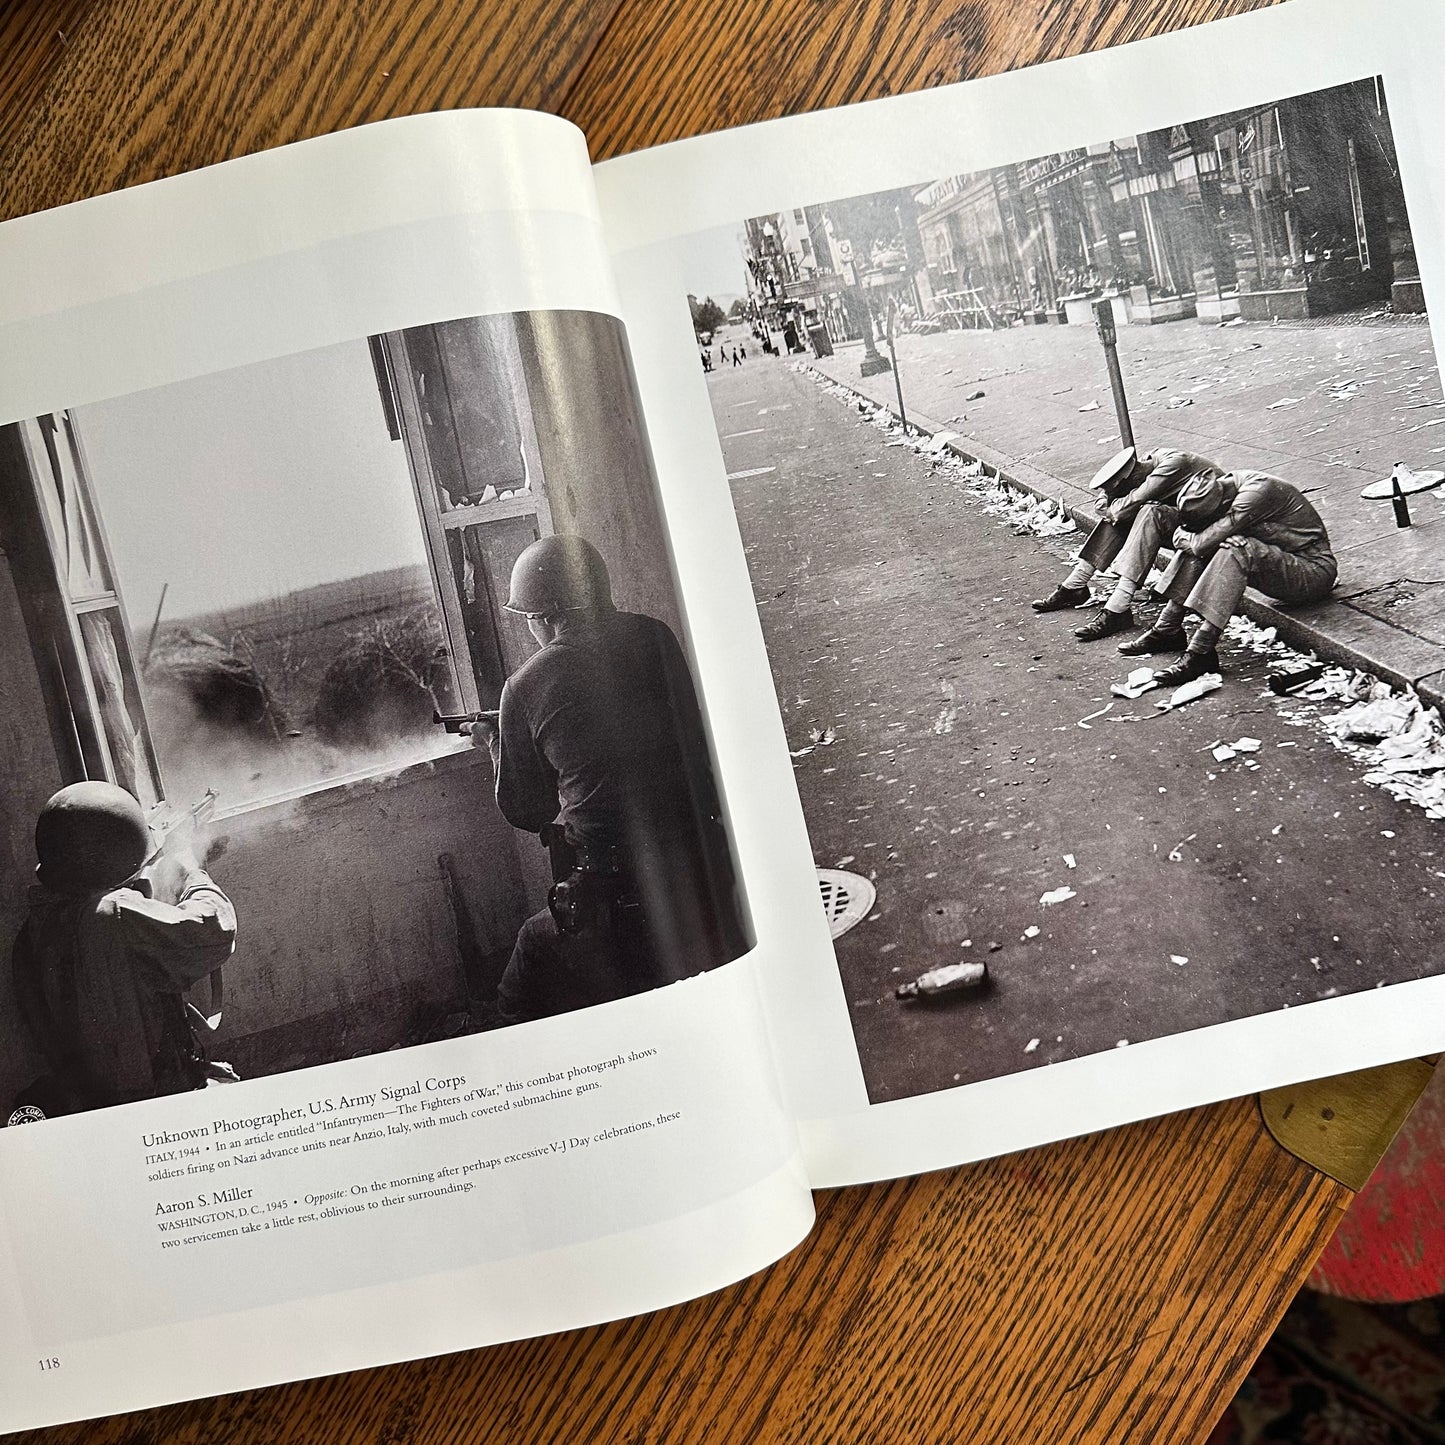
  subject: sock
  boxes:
[1188,620,1222,655]
[1064,561,1096,589]
[1104,577,1138,614]
[1156,600,1186,631]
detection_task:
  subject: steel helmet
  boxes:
[504,535,614,616]
[1177,473,1237,527]
[35,781,150,893]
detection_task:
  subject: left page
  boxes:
[0,110,810,1433]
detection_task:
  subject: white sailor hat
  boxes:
[1088,446,1138,492]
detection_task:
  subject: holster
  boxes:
[544,836,645,937]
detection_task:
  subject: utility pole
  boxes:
[1093,298,1134,450]
[886,299,908,433]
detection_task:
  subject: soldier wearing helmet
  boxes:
[10,781,237,1117]
[1031,445,1228,650]
[474,534,744,1025]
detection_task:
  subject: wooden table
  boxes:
[0,0,1408,1439]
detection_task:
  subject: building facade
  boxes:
[912,77,1419,325]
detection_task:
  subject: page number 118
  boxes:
[38,1357,60,1372]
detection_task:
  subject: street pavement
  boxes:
[809,314,1445,704]
[708,352,1445,1105]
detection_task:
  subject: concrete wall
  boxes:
[210,746,533,1077]
[515,311,684,637]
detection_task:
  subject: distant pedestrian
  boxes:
[739,345,747,362]
[731,345,742,367]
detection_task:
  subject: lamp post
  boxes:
[854,282,892,377]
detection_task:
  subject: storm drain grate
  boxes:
[816,869,877,940]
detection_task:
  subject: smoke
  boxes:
[143,606,463,813]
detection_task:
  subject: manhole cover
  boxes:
[817,869,876,939]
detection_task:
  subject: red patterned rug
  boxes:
[1209,1293,1445,1444]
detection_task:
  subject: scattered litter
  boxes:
[1212,744,1237,763]
[836,855,855,867]
[1078,400,1101,412]
[1116,1039,1130,1048]
[1233,737,1262,753]
[1267,397,1303,410]
[964,390,986,401]
[1167,833,1197,862]
[1024,1038,1040,1053]
[1165,396,1194,409]
[809,726,837,746]
[1077,701,1114,728]
[1023,925,1041,939]
[1329,694,1419,743]
[1064,853,1077,869]
[1171,955,1189,967]
[1039,886,1077,906]
[1111,667,1160,700]
[1155,674,1223,711]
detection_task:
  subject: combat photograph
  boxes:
[685,76,1445,1103]
[0,310,747,1124]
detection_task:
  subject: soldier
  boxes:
[1138,470,1337,686]
[12,782,236,1116]
[475,535,744,1026]
[1031,446,1229,654]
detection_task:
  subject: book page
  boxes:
[0,110,810,1433]
[597,0,1445,1187]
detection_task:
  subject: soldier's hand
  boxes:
[1172,526,1197,554]
[463,717,499,751]
[148,818,203,902]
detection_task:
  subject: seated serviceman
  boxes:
[1032,446,1229,632]
[13,781,237,1113]
[1144,469,1337,686]
[476,535,744,1026]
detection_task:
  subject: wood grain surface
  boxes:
[8,1100,1347,1445]
[0,0,1362,1441]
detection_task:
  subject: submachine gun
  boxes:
[433,708,500,736]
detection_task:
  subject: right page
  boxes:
[596,0,1445,1186]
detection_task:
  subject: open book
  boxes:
[3,0,1445,1427]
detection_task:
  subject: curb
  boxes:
[804,360,1445,708]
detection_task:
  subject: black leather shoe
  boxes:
[1152,649,1222,686]
[1118,626,1188,656]
[1074,607,1134,642]
[1031,584,1092,613]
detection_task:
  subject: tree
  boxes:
[727,298,746,319]
[689,294,727,336]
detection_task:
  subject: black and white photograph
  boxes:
[685,75,1445,1103]
[0,309,748,1122]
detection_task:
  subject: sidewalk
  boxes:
[808,314,1445,704]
